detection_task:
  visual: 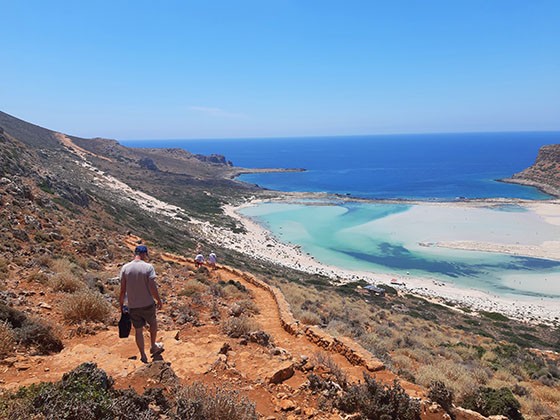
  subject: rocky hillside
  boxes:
[504,143,560,197]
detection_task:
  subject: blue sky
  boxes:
[1,1,559,139]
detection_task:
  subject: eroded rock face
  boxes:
[510,143,560,194]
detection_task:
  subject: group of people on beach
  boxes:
[119,245,218,362]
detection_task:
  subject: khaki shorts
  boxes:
[129,303,156,328]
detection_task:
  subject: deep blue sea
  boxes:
[122,132,560,299]
[122,131,560,200]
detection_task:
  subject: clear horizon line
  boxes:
[121,128,560,142]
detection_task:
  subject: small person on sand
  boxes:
[208,252,217,270]
[195,253,204,268]
[120,245,164,363]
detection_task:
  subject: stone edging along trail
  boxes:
[159,250,385,374]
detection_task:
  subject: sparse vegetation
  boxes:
[0,303,63,354]
[0,363,259,420]
[174,382,258,420]
[61,290,111,323]
[0,257,9,282]
[313,352,348,390]
[462,387,524,420]
[49,271,85,292]
[221,316,259,338]
[428,380,455,417]
[0,321,15,358]
[264,274,560,418]
[335,374,421,420]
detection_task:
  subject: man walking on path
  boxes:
[208,252,217,270]
[120,245,164,363]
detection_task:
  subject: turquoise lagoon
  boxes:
[240,202,560,300]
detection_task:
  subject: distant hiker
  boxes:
[208,252,217,269]
[120,245,164,363]
[195,253,204,268]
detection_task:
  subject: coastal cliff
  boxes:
[502,143,560,197]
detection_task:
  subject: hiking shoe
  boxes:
[150,343,164,356]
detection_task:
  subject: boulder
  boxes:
[268,361,294,384]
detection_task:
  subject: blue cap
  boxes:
[135,245,148,255]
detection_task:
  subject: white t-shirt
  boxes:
[195,254,204,263]
[208,253,216,263]
[120,260,156,308]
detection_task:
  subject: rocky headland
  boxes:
[501,142,560,198]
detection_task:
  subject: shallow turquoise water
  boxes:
[240,202,560,299]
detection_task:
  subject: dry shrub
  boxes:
[416,359,489,400]
[0,257,9,283]
[221,316,259,338]
[533,385,560,405]
[518,395,556,418]
[49,271,85,293]
[222,284,246,299]
[237,298,259,315]
[27,271,49,284]
[35,254,53,268]
[62,290,111,323]
[326,319,352,337]
[313,352,348,390]
[0,320,15,358]
[51,258,76,274]
[174,382,258,420]
[297,310,321,326]
[181,279,208,294]
[392,354,416,373]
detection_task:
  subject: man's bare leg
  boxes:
[149,319,158,352]
[135,327,147,362]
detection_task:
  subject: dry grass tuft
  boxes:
[49,271,85,293]
[222,284,247,299]
[27,270,49,284]
[0,321,15,358]
[237,298,260,315]
[61,290,111,323]
[175,382,258,420]
[297,310,321,326]
[416,359,489,400]
[222,316,259,338]
[179,279,209,295]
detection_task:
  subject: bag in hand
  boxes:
[118,311,131,338]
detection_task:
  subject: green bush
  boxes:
[479,311,509,322]
[335,374,421,420]
[461,387,524,420]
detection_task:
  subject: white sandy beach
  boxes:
[194,197,560,324]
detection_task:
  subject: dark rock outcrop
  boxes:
[194,153,232,166]
[138,157,159,171]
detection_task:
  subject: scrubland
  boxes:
[269,275,560,419]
